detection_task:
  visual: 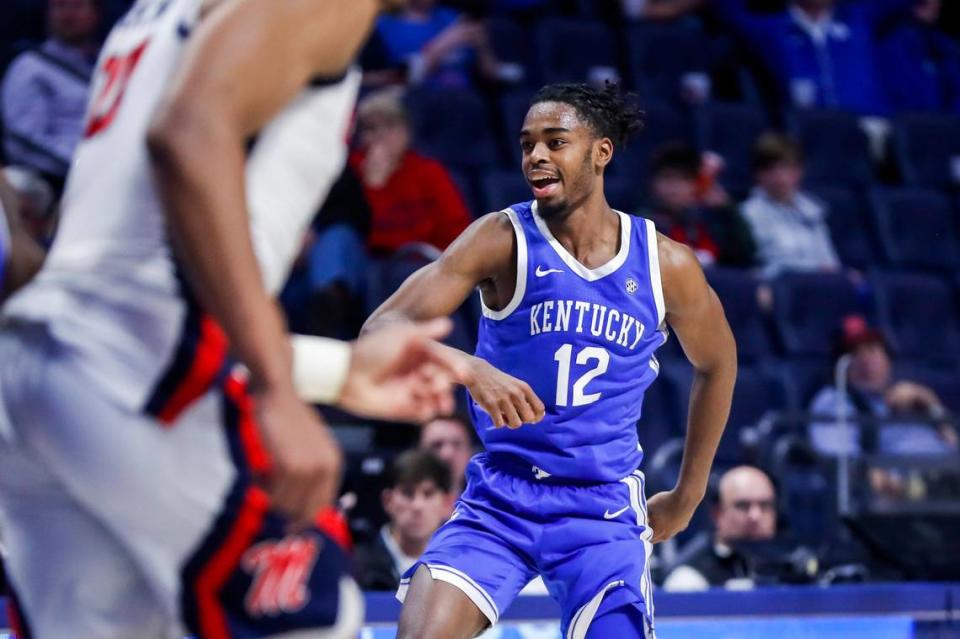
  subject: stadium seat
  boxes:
[606,101,690,186]
[892,114,960,189]
[806,185,878,270]
[695,102,768,197]
[705,268,773,364]
[481,169,531,213]
[720,365,791,464]
[789,109,874,188]
[870,187,960,272]
[778,358,833,410]
[772,273,860,356]
[406,87,498,172]
[625,21,706,103]
[873,272,960,363]
[487,17,536,87]
[535,18,620,86]
[498,88,534,167]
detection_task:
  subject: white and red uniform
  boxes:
[0,0,362,637]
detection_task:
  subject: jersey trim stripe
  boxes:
[480,208,527,321]
[6,581,33,639]
[180,375,271,639]
[644,219,666,330]
[144,281,230,424]
[532,202,631,281]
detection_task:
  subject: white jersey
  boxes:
[3,0,359,420]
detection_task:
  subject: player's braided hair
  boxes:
[531,83,644,148]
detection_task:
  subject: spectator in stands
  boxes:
[349,87,473,256]
[1,0,99,187]
[663,465,777,591]
[362,0,499,88]
[354,450,455,591]
[878,0,960,114]
[740,133,841,279]
[809,315,959,458]
[645,142,755,268]
[419,412,475,494]
[711,0,915,116]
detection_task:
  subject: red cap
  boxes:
[839,315,888,354]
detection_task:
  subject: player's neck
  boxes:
[543,190,619,267]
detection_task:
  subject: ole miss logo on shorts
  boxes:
[242,535,322,617]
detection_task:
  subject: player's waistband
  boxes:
[482,452,616,487]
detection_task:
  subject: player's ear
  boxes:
[595,137,614,171]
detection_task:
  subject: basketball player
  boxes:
[364,84,738,638]
[0,0,465,638]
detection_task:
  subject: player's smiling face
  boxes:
[520,101,607,220]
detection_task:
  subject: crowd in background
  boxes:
[3,0,960,591]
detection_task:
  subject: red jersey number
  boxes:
[83,41,150,139]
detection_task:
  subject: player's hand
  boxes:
[465,357,545,429]
[338,318,469,423]
[647,488,702,543]
[254,385,343,530]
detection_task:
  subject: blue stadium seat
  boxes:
[789,109,874,188]
[873,272,960,363]
[406,87,497,172]
[695,102,768,197]
[480,169,531,213]
[806,185,878,270]
[535,18,620,86]
[625,21,706,103]
[497,88,534,167]
[772,273,860,356]
[487,17,536,87]
[720,365,791,464]
[892,114,960,189]
[705,268,773,364]
[606,101,690,187]
[870,187,960,272]
[778,358,833,410]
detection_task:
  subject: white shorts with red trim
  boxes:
[0,323,362,639]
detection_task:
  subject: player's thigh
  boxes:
[586,603,651,639]
[0,447,169,639]
[397,564,489,639]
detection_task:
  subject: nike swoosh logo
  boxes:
[603,505,631,520]
[536,266,564,277]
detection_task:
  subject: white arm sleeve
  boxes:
[291,334,352,405]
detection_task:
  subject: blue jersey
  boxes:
[469,201,668,483]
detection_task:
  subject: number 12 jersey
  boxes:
[469,201,669,483]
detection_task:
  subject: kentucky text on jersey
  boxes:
[529,299,646,349]
[469,200,668,483]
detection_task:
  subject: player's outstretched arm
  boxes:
[647,234,737,543]
[147,0,380,528]
[363,212,546,428]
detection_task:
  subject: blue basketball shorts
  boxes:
[397,453,656,638]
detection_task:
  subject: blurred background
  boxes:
[2,0,959,635]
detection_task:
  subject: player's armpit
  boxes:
[657,234,737,518]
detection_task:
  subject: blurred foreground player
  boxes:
[365,84,737,639]
[0,0,465,637]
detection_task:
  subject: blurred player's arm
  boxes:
[364,212,545,428]
[147,0,442,527]
[647,234,737,543]
[0,172,45,299]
